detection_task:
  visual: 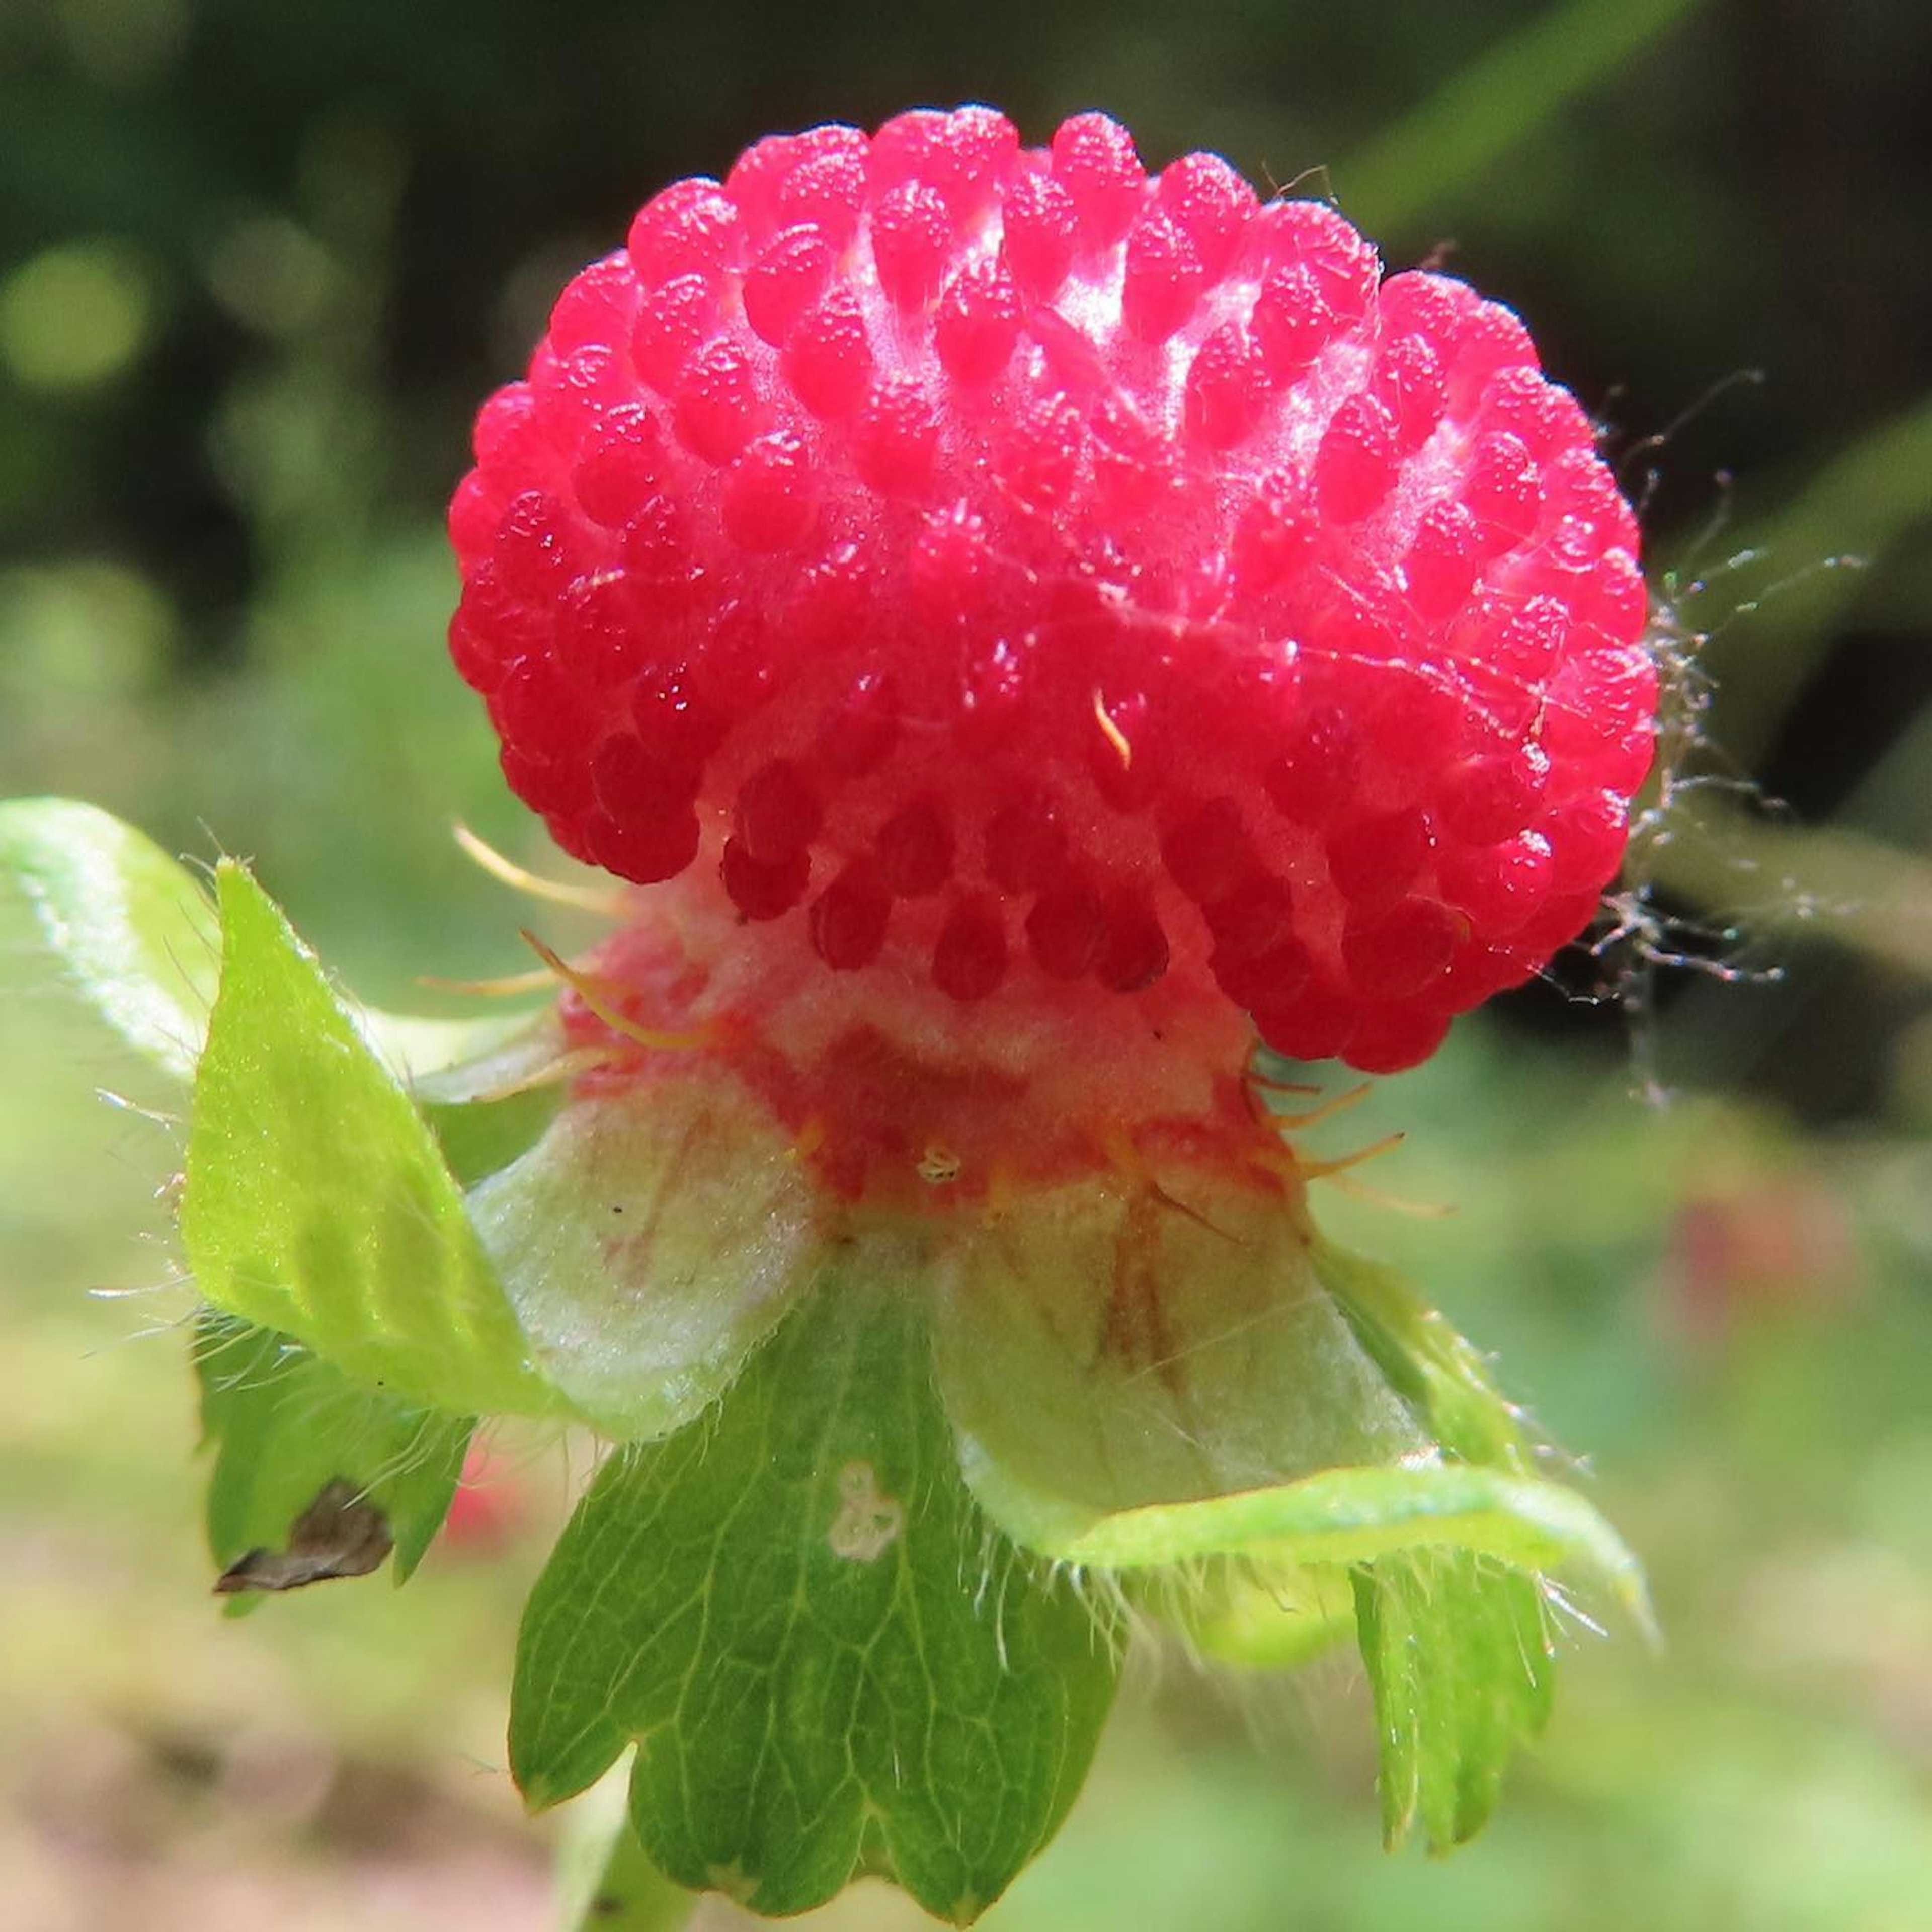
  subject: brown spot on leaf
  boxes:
[214,1478,393,1593]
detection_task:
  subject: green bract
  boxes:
[3,798,1651,1925]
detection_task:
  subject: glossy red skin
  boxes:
[451,107,1653,1074]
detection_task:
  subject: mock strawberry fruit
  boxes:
[449,106,1654,1077]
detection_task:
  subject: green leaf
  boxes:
[194,1312,472,1589]
[336,971,571,1186]
[931,1179,1646,1854]
[422,1081,563,1190]
[343,982,571,1189]
[0,787,568,1123]
[468,1077,831,1439]
[1696,392,1932,770]
[181,861,567,1418]
[925,1174,1639,1854]
[510,1272,1120,1923]
[0,796,217,1082]
[931,1174,1427,1551]
[1354,1553,1553,1850]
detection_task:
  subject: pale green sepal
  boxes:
[0,796,217,1082]
[194,1312,472,1589]
[932,1177,1426,1551]
[1054,1459,1649,1629]
[1311,1237,1531,1469]
[467,1078,831,1440]
[182,862,569,1419]
[345,976,571,1186]
[1160,1563,1358,1672]
[510,1269,1120,1923]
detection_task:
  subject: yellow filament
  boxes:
[520,930,714,1053]
[1242,1050,1323,1097]
[415,966,562,997]
[1099,1126,1236,1239]
[462,1043,628,1102]
[1243,1140,1305,1191]
[453,822,629,915]
[1263,1081,1375,1132]
[1298,1131,1406,1179]
[787,1114,829,1164]
[1092,689,1134,769]
[1324,1172,1455,1218]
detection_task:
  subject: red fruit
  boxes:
[450,106,1653,1077]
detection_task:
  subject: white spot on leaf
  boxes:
[828,1459,904,1561]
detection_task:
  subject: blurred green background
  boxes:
[5,0,1931,1926]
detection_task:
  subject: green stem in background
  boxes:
[1693,392,1932,771]
[1338,0,1708,234]
[1646,800,1932,986]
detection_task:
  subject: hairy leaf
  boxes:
[1062,1459,1640,1855]
[194,1313,471,1591]
[0,795,217,1082]
[947,1214,1648,1857]
[1156,1563,1358,1672]
[511,1270,1119,1923]
[1354,1553,1554,1849]
[182,862,565,1418]
[1310,1237,1533,1470]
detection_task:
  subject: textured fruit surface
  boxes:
[449,106,1654,1075]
